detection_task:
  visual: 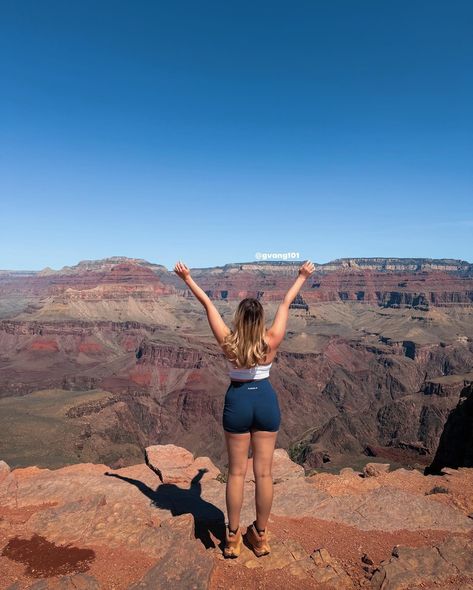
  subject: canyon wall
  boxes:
[0,256,472,473]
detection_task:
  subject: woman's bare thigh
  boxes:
[224,431,251,476]
[250,428,278,477]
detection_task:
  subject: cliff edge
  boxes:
[1,445,473,589]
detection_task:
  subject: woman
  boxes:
[173,259,315,558]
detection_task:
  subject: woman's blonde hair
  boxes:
[221,297,270,368]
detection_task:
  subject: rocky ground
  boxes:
[1,445,473,589]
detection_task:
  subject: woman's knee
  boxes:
[253,460,273,479]
[228,465,248,477]
[254,470,273,479]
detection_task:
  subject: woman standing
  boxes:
[174,259,315,558]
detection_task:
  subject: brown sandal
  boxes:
[246,520,271,556]
[223,524,243,558]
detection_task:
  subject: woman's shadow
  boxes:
[104,460,226,551]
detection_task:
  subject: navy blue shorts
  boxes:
[222,377,281,434]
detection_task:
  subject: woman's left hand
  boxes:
[174,260,191,282]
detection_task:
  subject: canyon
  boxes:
[0,256,472,476]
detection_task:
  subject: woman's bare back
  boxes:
[224,329,278,367]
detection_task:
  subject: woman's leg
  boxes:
[224,430,251,531]
[250,429,278,531]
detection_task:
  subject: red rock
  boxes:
[27,573,100,589]
[371,535,473,589]
[363,462,391,477]
[128,515,214,590]
[0,460,10,484]
[30,339,60,352]
[2,256,473,476]
[1,444,473,589]
[145,444,221,484]
[311,486,473,532]
[308,547,353,588]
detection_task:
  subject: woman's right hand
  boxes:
[298,260,315,279]
[174,260,191,282]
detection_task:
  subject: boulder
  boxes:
[363,462,390,477]
[0,460,11,484]
[145,444,220,484]
[371,535,473,589]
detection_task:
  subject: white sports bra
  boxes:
[227,359,273,380]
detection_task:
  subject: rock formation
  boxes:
[1,256,473,477]
[1,444,473,589]
[426,383,473,474]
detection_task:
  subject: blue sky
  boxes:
[1,1,472,270]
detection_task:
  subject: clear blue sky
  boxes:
[1,1,472,270]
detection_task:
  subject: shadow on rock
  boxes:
[425,383,473,475]
[104,468,225,550]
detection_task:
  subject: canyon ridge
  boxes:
[0,256,472,475]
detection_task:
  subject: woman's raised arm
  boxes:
[174,260,230,345]
[266,260,315,349]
